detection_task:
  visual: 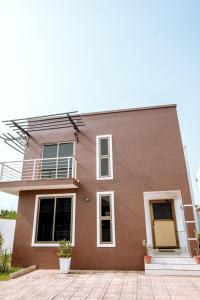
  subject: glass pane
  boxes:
[153,202,173,220]
[59,143,73,157]
[37,198,54,242]
[41,145,57,178]
[100,138,109,156]
[101,195,110,216]
[101,220,111,242]
[57,158,73,178]
[54,198,72,241]
[100,158,109,176]
[41,159,56,179]
[43,144,57,158]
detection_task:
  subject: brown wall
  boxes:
[12,106,195,270]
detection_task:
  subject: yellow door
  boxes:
[150,200,179,248]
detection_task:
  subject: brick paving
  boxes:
[0,270,200,299]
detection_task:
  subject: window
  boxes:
[41,142,74,179]
[96,191,116,247]
[96,135,113,180]
[32,194,76,246]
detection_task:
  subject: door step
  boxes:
[145,256,200,276]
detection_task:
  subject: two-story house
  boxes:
[0,104,197,272]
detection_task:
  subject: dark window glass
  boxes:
[42,145,57,178]
[101,196,110,216]
[59,143,73,157]
[101,220,111,242]
[43,145,57,158]
[37,198,54,242]
[153,202,173,220]
[100,158,109,176]
[100,138,109,156]
[54,198,72,241]
[57,144,73,178]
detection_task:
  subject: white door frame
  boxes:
[143,190,190,255]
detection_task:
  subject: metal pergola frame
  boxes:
[0,111,85,154]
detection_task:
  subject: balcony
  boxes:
[0,157,79,195]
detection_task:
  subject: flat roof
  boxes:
[78,104,177,117]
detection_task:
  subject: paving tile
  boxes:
[1,270,200,299]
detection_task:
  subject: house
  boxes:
[0,104,197,272]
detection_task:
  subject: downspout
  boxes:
[183,146,200,231]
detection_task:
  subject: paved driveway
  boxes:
[1,270,200,299]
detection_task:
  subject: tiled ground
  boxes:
[0,270,200,299]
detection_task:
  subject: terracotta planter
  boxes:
[193,256,200,264]
[144,255,152,264]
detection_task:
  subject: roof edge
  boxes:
[78,104,177,117]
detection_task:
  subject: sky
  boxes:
[0,0,200,210]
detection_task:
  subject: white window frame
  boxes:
[96,134,113,180]
[31,193,76,247]
[96,191,116,247]
[42,141,75,159]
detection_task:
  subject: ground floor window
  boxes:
[32,194,76,246]
[96,191,116,247]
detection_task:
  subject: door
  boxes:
[150,199,179,249]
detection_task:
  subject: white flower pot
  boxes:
[59,257,71,274]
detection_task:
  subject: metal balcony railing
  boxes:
[0,157,77,182]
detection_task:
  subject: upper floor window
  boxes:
[96,135,113,180]
[41,142,74,179]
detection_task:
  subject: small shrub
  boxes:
[0,232,3,251]
[0,250,9,273]
[57,240,73,258]
[194,230,200,256]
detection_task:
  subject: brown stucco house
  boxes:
[0,104,197,273]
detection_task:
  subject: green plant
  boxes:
[194,230,200,256]
[57,240,73,258]
[142,240,152,256]
[0,250,9,273]
[0,209,16,220]
[0,232,3,251]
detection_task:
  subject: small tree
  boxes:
[57,240,73,258]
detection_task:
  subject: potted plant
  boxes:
[142,240,152,264]
[193,230,200,264]
[57,240,73,273]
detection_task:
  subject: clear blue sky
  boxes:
[0,0,200,209]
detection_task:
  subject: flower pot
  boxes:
[193,256,200,264]
[144,255,151,264]
[59,257,71,273]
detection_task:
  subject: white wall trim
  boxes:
[31,193,76,247]
[143,190,190,255]
[96,191,116,247]
[96,134,113,180]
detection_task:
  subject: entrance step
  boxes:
[145,256,200,276]
[151,257,194,264]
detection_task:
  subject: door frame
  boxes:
[143,191,190,255]
[149,199,180,249]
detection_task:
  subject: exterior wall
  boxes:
[0,219,16,252]
[12,106,195,270]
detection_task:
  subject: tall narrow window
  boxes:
[32,194,76,246]
[96,135,113,180]
[96,191,116,247]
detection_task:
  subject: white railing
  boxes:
[0,157,77,182]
